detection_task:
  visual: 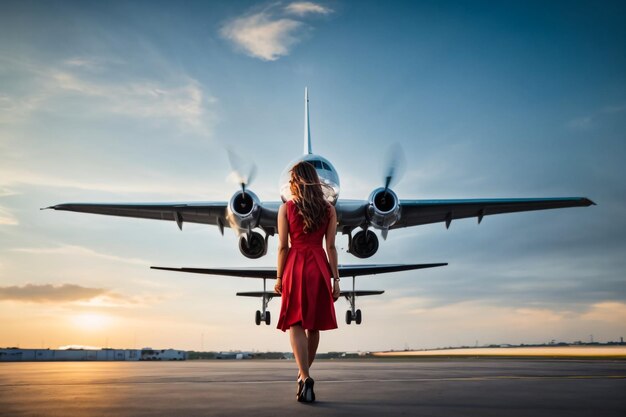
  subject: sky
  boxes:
[0,0,625,353]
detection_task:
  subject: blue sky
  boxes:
[0,0,625,352]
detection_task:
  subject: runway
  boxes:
[1,359,625,416]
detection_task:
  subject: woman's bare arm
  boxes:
[325,205,341,299]
[274,203,289,294]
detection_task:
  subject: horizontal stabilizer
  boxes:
[340,290,384,297]
[236,291,279,298]
[151,262,447,279]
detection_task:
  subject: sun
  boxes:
[72,313,112,330]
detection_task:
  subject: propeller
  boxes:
[379,143,405,241]
[227,147,257,196]
[382,143,405,194]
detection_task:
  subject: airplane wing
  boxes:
[44,197,593,234]
[150,262,447,278]
[391,197,595,229]
[43,202,281,232]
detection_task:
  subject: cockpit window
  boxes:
[310,160,323,169]
[321,161,330,170]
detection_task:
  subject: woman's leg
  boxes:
[306,330,320,367]
[290,325,309,379]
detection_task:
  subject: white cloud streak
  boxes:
[0,205,18,226]
[285,2,332,16]
[0,283,109,303]
[221,12,302,61]
[0,165,227,199]
[220,2,333,61]
[51,71,208,131]
[12,245,148,266]
[566,102,626,131]
[0,57,214,133]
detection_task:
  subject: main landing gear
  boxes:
[255,310,271,325]
[255,278,272,326]
[341,276,384,325]
[345,276,362,325]
[345,308,362,325]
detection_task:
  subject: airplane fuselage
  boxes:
[279,154,340,204]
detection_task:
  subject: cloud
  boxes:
[285,2,332,16]
[0,283,150,307]
[0,205,18,226]
[51,71,209,131]
[0,283,109,303]
[580,301,626,323]
[0,92,47,124]
[0,57,214,133]
[12,245,148,266]
[0,164,227,198]
[62,57,105,69]
[363,295,626,348]
[566,102,626,131]
[566,116,593,130]
[221,12,302,61]
[0,187,19,197]
[601,104,626,114]
[220,3,333,61]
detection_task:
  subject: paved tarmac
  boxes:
[1,358,625,416]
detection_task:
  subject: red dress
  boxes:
[277,200,338,332]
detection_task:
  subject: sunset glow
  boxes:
[71,313,113,331]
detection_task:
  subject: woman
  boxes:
[274,161,341,403]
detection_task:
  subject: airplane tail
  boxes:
[304,87,312,154]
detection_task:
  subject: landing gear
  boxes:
[253,278,272,325]
[344,276,364,325]
[345,309,362,325]
[255,310,271,326]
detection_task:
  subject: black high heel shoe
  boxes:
[296,377,304,399]
[298,377,315,403]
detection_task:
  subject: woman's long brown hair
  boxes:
[290,161,329,233]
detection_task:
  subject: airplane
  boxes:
[44,88,594,325]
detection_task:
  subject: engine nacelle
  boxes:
[366,187,401,230]
[349,230,379,258]
[227,190,262,232]
[239,231,267,259]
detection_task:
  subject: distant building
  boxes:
[139,348,186,361]
[215,351,253,360]
[0,348,186,362]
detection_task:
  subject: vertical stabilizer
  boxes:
[304,88,312,154]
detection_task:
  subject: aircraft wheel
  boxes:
[355,309,362,325]
[265,311,271,325]
[255,310,262,326]
[346,310,352,325]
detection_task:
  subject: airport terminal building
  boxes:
[0,348,187,362]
